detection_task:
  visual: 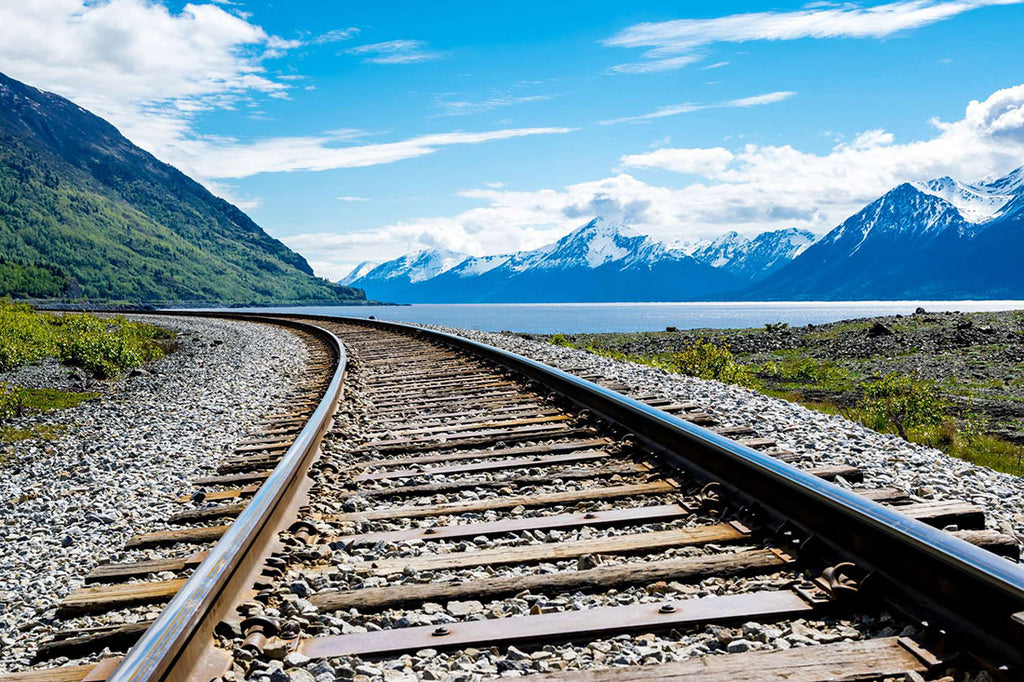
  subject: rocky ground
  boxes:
[528,309,1024,444]
[436,324,1024,546]
[0,315,309,671]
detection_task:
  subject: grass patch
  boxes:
[1,423,66,444]
[18,387,98,411]
[756,357,853,391]
[0,299,174,378]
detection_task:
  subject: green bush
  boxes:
[758,357,850,387]
[549,333,573,347]
[666,339,756,387]
[0,382,23,420]
[860,374,948,441]
[53,314,166,378]
[0,299,172,378]
[0,300,56,369]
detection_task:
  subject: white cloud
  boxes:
[292,83,1024,279]
[436,94,554,116]
[178,127,576,179]
[315,27,360,44]
[600,91,795,125]
[347,39,445,64]
[621,147,735,175]
[608,54,704,74]
[337,196,369,202]
[0,0,298,164]
[605,0,1023,72]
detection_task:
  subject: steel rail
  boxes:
[290,313,1024,670]
[108,316,347,682]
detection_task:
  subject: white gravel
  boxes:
[431,326,1024,547]
[0,315,309,671]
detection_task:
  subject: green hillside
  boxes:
[0,71,364,305]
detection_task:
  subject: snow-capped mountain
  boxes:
[345,166,1024,303]
[690,228,815,282]
[347,248,467,284]
[338,260,378,285]
[347,219,774,303]
[754,166,1024,299]
[913,169,1023,223]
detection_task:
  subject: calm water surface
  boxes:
[207,301,1024,334]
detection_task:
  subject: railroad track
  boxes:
[5,314,1024,681]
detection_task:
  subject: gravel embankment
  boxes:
[437,327,1024,545]
[0,315,309,671]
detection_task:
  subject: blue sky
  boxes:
[1,1,1023,279]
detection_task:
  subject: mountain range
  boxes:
[343,167,1024,303]
[0,71,365,304]
[754,169,1024,299]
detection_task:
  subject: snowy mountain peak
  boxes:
[338,260,378,285]
[505,218,661,272]
[690,228,816,280]
[357,248,469,284]
[913,167,1024,223]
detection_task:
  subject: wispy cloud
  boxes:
[347,39,446,64]
[435,94,554,116]
[609,55,703,74]
[337,196,369,202]
[182,126,577,179]
[605,0,1022,72]
[315,27,360,44]
[600,90,795,125]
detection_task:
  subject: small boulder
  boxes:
[867,321,893,337]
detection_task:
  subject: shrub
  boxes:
[0,300,56,370]
[0,382,23,420]
[549,333,573,347]
[666,339,756,387]
[860,374,947,441]
[53,314,166,378]
[758,357,850,387]
[0,300,172,378]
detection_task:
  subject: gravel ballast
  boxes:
[0,315,310,671]
[429,326,1024,546]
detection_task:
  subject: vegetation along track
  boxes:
[6,313,1024,681]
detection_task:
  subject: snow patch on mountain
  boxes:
[914,177,1011,223]
[449,254,511,277]
[690,228,816,281]
[356,248,468,284]
[338,260,378,285]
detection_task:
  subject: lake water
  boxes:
[207,300,1024,334]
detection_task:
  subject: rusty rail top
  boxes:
[109,316,346,681]
[300,313,1024,668]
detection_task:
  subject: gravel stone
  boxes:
[0,315,309,672]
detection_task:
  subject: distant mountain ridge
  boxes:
[344,166,1024,303]
[343,219,810,303]
[0,71,365,304]
[753,167,1024,299]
